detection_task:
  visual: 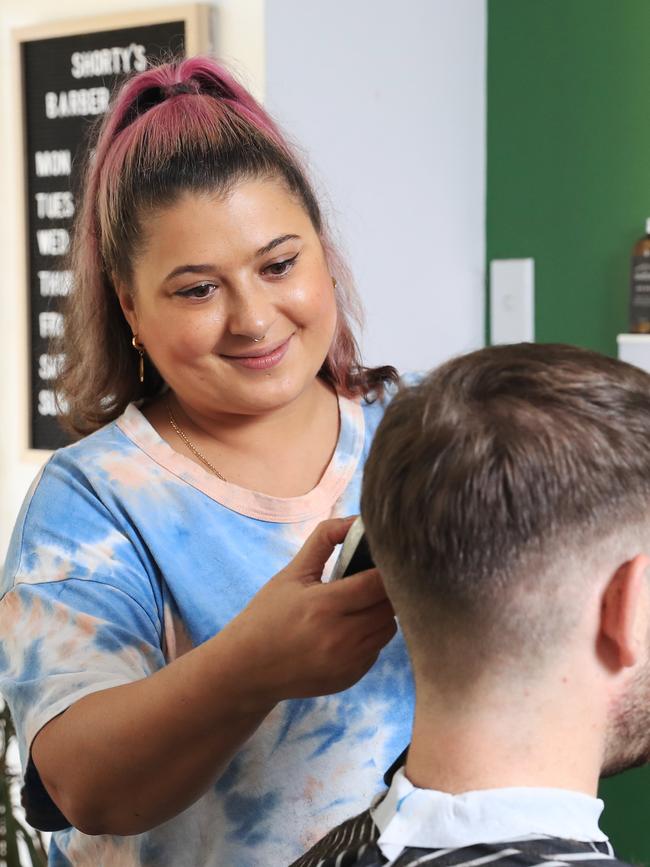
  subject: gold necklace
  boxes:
[166,395,227,482]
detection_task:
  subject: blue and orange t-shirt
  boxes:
[0,389,414,866]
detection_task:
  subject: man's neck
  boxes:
[404,682,605,797]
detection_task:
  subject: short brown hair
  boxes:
[362,344,650,676]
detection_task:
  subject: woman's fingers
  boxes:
[326,568,392,613]
[344,600,397,658]
[234,518,398,701]
[359,616,398,652]
[281,517,357,582]
[351,597,395,629]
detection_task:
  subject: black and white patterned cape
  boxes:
[289,808,634,867]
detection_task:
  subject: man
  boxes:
[292,343,650,867]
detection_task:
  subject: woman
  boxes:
[0,57,414,866]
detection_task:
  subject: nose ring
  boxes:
[252,335,265,342]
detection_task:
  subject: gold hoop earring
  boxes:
[132,335,145,384]
[332,276,337,289]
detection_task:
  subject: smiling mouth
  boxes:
[221,337,292,370]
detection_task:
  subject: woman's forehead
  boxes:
[159,175,302,214]
[133,178,318,274]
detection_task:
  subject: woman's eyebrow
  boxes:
[163,263,215,283]
[256,234,300,257]
[162,235,301,283]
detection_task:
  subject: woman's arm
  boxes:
[32,518,396,835]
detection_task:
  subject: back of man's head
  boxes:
[362,343,650,696]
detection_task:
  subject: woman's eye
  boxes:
[176,282,217,299]
[264,254,298,277]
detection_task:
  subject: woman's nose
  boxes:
[226,282,276,340]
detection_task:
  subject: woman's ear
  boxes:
[600,554,650,670]
[114,280,138,335]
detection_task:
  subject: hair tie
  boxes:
[166,81,200,98]
[115,81,201,134]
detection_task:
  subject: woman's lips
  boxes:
[222,337,291,370]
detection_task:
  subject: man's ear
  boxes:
[114,281,138,336]
[600,554,650,670]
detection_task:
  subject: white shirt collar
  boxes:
[370,768,608,862]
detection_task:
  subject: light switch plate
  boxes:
[490,258,535,345]
[617,334,650,374]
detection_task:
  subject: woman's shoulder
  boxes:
[2,409,162,598]
[397,370,427,389]
[52,409,135,465]
[43,404,162,492]
[357,371,425,444]
[360,371,426,412]
[4,412,141,563]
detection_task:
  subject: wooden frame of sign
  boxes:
[12,5,214,456]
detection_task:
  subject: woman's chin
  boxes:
[215,379,313,416]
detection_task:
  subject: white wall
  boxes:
[265,0,486,372]
[0,0,486,558]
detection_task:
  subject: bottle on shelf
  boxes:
[630,218,650,333]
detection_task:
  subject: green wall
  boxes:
[488,0,650,355]
[488,1,650,862]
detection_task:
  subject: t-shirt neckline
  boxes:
[115,393,365,523]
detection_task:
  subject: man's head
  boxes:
[361,343,650,774]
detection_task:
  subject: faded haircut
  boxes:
[361,344,650,678]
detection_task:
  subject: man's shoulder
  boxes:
[290,830,633,867]
[289,808,378,867]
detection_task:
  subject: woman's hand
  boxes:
[32,518,396,836]
[226,517,398,709]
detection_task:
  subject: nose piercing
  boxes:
[252,335,265,342]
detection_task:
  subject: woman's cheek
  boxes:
[165,316,226,360]
[287,280,336,327]
[317,285,339,338]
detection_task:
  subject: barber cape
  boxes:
[290,768,632,867]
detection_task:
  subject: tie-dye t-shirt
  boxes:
[0,388,414,867]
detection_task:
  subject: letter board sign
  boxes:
[17,6,211,450]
